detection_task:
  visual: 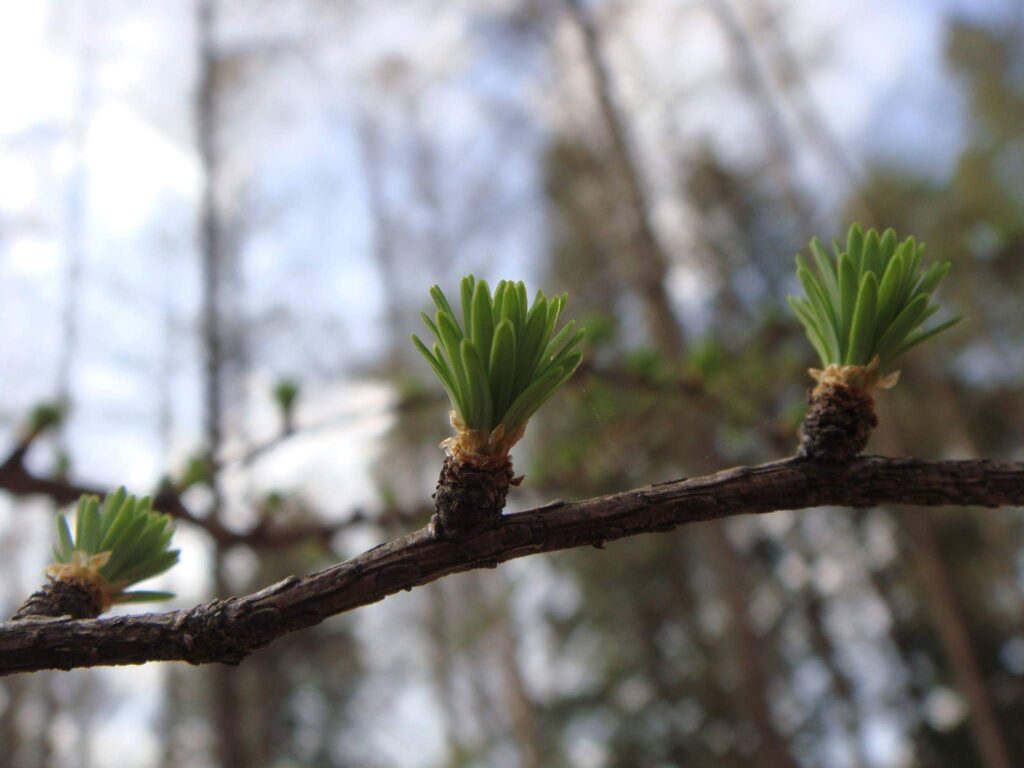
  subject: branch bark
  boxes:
[1,456,1021,676]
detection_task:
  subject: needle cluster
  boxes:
[412,276,583,443]
[788,224,960,370]
[50,488,179,605]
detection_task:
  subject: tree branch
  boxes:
[0,445,376,549]
[1,455,1021,676]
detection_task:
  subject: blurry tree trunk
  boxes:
[0,677,25,767]
[701,6,1014,761]
[904,512,1013,768]
[196,2,247,767]
[36,679,57,768]
[780,518,868,766]
[706,0,821,234]
[748,0,875,224]
[562,0,684,355]
[158,668,186,768]
[803,589,868,768]
[705,4,1015,760]
[423,582,468,761]
[879,408,1013,768]
[705,525,798,768]
[492,577,542,768]
[57,0,93,433]
[359,112,404,373]
[38,9,99,761]
[563,6,797,761]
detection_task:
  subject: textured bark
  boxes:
[12,580,103,621]
[432,455,515,539]
[0,456,1021,676]
[798,383,877,461]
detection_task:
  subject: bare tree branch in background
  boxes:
[704,524,799,768]
[694,6,1016,764]
[904,511,1014,768]
[706,0,822,235]
[883,424,1016,768]
[748,0,876,223]
[196,1,248,763]
[493,576,543,768]
[559,5,812,757]
[561,0,685,355]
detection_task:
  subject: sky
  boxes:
[0,0,1012,765]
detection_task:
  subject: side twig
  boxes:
[0,445,371,549]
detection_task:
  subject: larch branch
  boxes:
[1,455,1021,675]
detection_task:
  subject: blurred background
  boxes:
[0,0,1022,766]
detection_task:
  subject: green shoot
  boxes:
[27,402,65,433]
[788,224,961,369]
[49,488,179,604]
[272,379,300,413]
[412,276,584,439]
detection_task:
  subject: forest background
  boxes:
[0,1,1022,767]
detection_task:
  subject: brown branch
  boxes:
[1,455,1021,676]
[0,446,373,550]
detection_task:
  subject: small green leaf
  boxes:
[492,281,508,327]
[461,339,492,430]
[115,550,180,587]
[846,224,865,273]
[809,239,839,305]
[489,319,517,422]
[419,312,441,342]
[894,316,963,358]
[459,276,475,335]
[412,335,463,415]
[914,261,952,299]
[879,228,897,260]
[437,311,470,409]
[100,496,136,551]
[845,272,878,365]
[838,253,858,354]
[79,497,101,554]
[874,294,928,366]
[429,286,457,326]
[503,363,571,432]
[875,247,906,330]
[101,515,150,579]
[515,282,529,333]
[862,229,882,277]
[797,266,839,360]
[98,487,128,541]
[788,296,830,366]
[470,280,494,367]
